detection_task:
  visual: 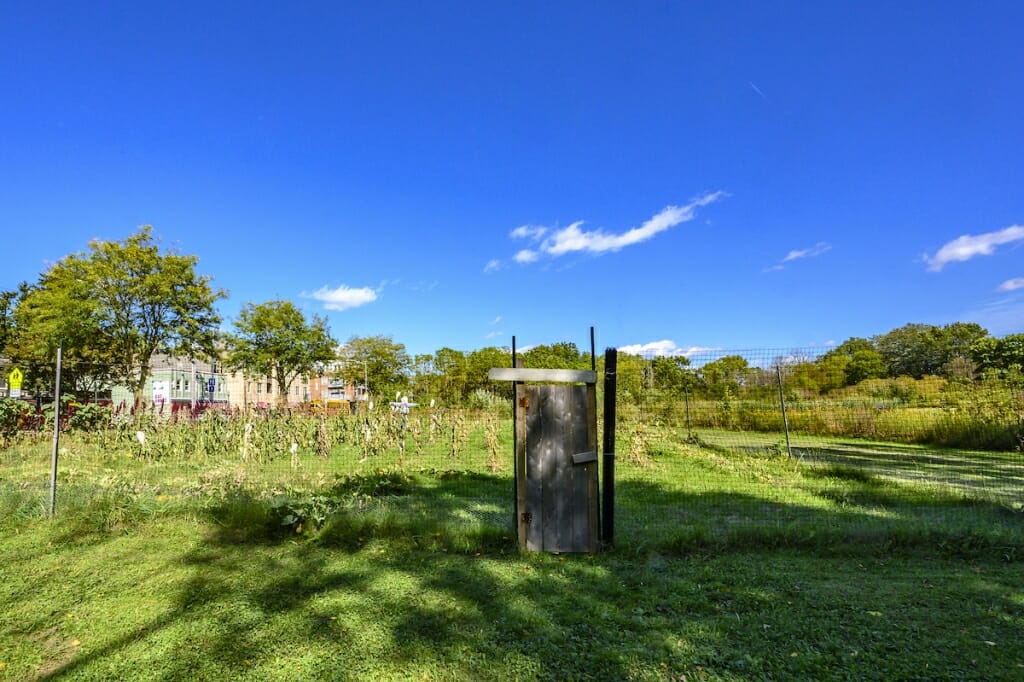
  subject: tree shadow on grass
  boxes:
[792,443,1024,500]
[33,471,1024,680]
[615,475,1024,556]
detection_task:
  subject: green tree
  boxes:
[410,353,442,403]
[846,348,887,385]
[699,355,749,398]
[521,342,590,370]
[0,286,22,355]
[340,335,411,402]
[650,355,694,397]
[8,226,224,401]
[874,324,940,378]
[786,359,831,396]
[943,322,988,361]
[615,352,647,404]
[874,323,988,379]
[466,346,514,401]
[971,333,1024,385]
[430,347,468,404]
[226,300,337,407]
[7,276,115,397]
[820,337,886,386]
[826,337,876,358]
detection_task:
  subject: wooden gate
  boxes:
[489,368,600,552]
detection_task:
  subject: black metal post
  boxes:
[511,336,518,524]
[49,345,63,517]
[684,385,692,438]
[602,348,616,547]
[590,326,596,371]
[776,365,793,458]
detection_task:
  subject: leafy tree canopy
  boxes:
[0,285,24,356]
[226,300,337,406]
[8,226,224,399]
[971,333,1024,384]
[339,335,412,401]
[650,355,694,396]
[520,342,591,370]
[699,355,750,398]
[875,322,987,379]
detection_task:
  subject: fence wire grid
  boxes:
[1,348,1022,548]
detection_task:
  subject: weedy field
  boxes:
[1,409,1023,680]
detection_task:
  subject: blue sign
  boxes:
[207,377,216,394]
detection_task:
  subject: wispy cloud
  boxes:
[305,284,378,311]
[483,259,502,274]
[617,340,718,357]
[485,330,503,340]
[783,242,831,263]
[926,225,1024,272]
[489,316,502,325]
[510,225,547,240]
[499,192,726,266]
[764,241,831,271]
[961,295,1024,337]
[997,278,1024,292]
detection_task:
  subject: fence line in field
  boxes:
[1,348,1022,547]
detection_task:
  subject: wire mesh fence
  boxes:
[615,347,1024,548]
[2,348,1022,549]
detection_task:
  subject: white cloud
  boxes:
[305,285,378,311]
[764,241,831,272]
[997,278,1024,292]
[483,259,502,273]
[489,316,502,325]
[506,192,726,265]
[510,225,547,240]
[513,249,539,263]
[782,242,831,263]
[617,340,718,357]
[485,331,503,340]
[926,225,1024,272]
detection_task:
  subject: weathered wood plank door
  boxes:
[515,383,599,552]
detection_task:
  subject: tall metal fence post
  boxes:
[775,365,793,458]
[602,348,616,547]
[511,336,518,525]
[684,385,692,438]
[49,345,63,517]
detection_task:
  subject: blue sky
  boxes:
[3,1,1023,358]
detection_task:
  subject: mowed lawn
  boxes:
[2,502,1023,681]
[2,418,1024,680]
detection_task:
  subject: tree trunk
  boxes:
[276,365,290,408]
[132,361,150,410]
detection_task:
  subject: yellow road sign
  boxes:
[7,367,22,390]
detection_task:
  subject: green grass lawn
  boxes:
[2,415,1024,680]
[1,505,1022,681]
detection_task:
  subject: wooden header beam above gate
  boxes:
[488,368,597,384]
